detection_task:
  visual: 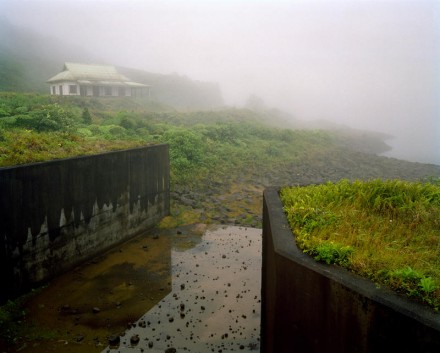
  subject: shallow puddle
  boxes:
[9,231,174,353]
[102,226,262,352]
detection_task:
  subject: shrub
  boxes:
[307,242,354,266]
[160,128,206,182]
[82,107,92,124]
[14,104,77,132]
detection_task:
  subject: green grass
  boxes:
[0,93,333,187]
[280,179,440,310]
[0,129,148,166]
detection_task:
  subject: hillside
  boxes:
[119,67,224,109]
[0,20,224,110]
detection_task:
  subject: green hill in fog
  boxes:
[0,19,224,109]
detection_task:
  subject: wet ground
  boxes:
[101,226,261,353]
[4,224,261,353]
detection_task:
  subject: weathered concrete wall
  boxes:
[0,145,169,301]
[261,187,440,353]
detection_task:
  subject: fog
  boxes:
[2,0,439,164]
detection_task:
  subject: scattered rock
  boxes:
[108,335,120,346]
[130,334,140,346]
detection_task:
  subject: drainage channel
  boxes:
[102,226,262,353]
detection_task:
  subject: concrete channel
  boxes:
[101,225,262,353]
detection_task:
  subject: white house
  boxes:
[47,62,150,98]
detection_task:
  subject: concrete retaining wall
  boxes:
[261,187,440,353]
[0,145,169,301]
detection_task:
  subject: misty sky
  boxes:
[1,0,440,164]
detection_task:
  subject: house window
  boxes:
[52,86,56,95]
[59,85,63,95]
[69,85,77,94]
[105,86,112,96]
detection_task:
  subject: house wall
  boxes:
[49,82,148,98]
[49,82,79,96]
[0,145,170,301]
[49,83,147,97]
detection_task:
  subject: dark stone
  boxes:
[130,334,140,346]
[108,335,120,346]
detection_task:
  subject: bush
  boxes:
[77,127,93,137]
[97,125,127,139]
[82,107,92,124]
[161,128,206,182]
[120,116,135,130]
[14,104,77,132]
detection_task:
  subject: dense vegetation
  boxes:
[0,93,331,185]
[280,180,440,310]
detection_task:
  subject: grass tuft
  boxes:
[280,179,440,310]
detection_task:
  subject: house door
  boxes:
[59,85,63,95]
[80,86,87,96]
[92,86,100,97]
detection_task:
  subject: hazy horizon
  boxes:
[1,0,439,164]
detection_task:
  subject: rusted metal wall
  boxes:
[0,145,169,301]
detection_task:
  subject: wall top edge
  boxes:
[0,143,169,171]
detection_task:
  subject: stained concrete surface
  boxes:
[102,226,262,353]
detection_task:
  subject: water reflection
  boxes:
[103,226,262,352]
[17,231,172,353]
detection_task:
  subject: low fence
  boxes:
[0,145,169,301]
[261,187,440,353]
